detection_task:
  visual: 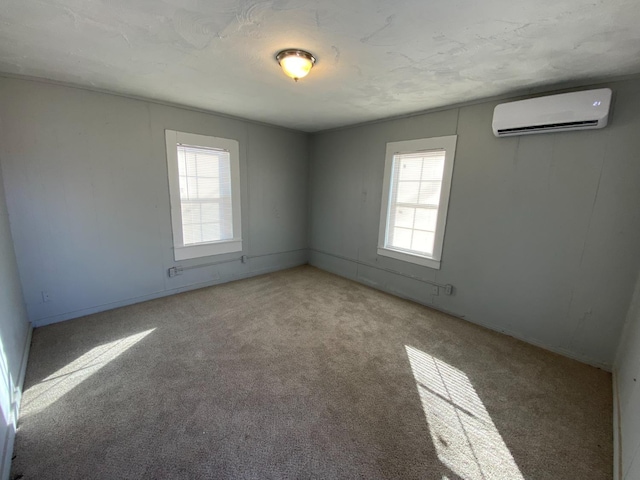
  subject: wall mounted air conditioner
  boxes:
[492,88,612,137]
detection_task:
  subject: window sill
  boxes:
[174,239,242,261]
[377,247,441,269]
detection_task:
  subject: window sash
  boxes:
[176,144,234,245]
[386,151,445,257]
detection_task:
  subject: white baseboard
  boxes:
[0,324,33,480]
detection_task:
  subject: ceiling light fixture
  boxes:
[276,49,316,82]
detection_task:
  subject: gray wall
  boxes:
[0,165,31,478]
[3,75,640,369]
[309,78,640,369]
[0,77,309,327]
[615,271,640,480]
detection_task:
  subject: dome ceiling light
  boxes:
[276,49,316,82]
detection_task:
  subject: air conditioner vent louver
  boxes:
[497,120,600,136]
[492,89,612,137]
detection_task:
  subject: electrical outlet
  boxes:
[431,285,439,296]
[41,291,52,302]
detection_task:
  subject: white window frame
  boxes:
[165,130,242,261]
[377,135,457,269]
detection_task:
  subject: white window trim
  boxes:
[377,135,457,269]
[165,130,242,261]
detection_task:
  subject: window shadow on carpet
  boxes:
[406,345,524,480]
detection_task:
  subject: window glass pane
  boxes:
[183,223,202,245]
[184,152,198,176]
[179,176,188,197]
[177,149,187,177]
[396,181,420,204]
[218,156,231,192]
[412,230,435,255]
[393,207,415,229]
[418,181,442,205]
[196,156,220,178]
[398,157,423,181]
[201,223,221,243]
[200,203,220,223]
[196,177,220,198]
[390,227,412,250]
[414,208,438,231]
[183,177,198,200]
[421,155,445,180]
[219,198,233,239]
[181,203,200,225]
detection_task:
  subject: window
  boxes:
[378,135,457,269]
[165,130,242,261]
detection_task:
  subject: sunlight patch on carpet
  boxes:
[406,345,524,479]
[22,329,155,416]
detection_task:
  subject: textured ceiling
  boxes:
[1,0,639,132]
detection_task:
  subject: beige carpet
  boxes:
[11,266,612,479]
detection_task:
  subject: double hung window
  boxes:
[165,130,242,261]
[378,135,457,269]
